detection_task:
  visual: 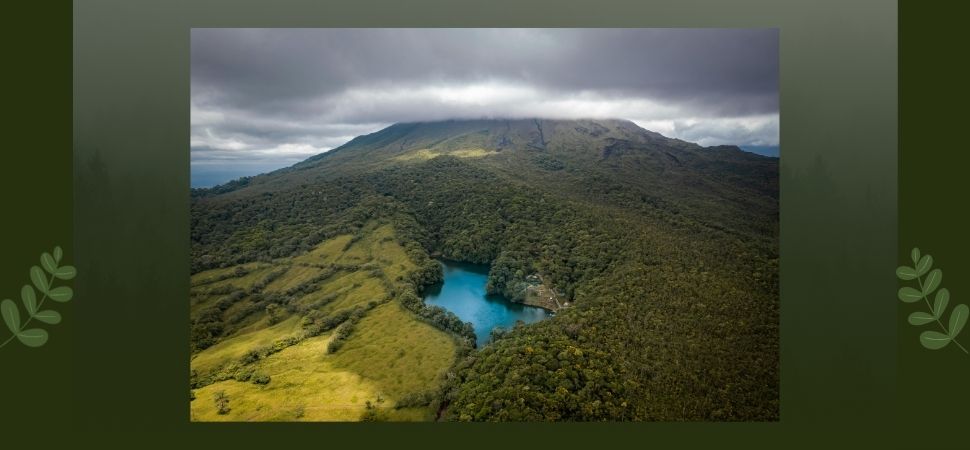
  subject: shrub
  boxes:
[252,372,271,385]
[394,390,435,409]
[266,303,284,325]
[233,366,254,382]
[326,311,364,354]
[239,350,260,365]
[214,390,230,415]
[490,326,510,342]
[209,284,234,295]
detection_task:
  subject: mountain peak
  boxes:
[199,116,774,200]
[332,117,665,153]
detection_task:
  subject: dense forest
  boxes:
[191,118,779,421]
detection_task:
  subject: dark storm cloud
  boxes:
[191,28,779,171]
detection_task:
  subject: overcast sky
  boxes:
[191,28,778,186]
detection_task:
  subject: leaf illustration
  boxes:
[1,299,20,333]
[916,255,933,276]
[900,248,967,355]
[898,287,923,303]
[47,286,73,303]
[41,253,57,274]
[33,310,61,325]
[949,304,968,339]
[933,289,950,319]
[17,329,48,347]
[908,312,936,326]
[896,266,918,280]
[922,269,942,296]
[920,331,951,350]
[30,266,48,294]
[53,266,76,280]
[0,245,75,351]
[21,285,37,315]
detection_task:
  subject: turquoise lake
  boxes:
[423,260,550,346]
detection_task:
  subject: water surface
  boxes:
[423,260,550,346]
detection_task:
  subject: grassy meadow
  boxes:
[190,222,458,421]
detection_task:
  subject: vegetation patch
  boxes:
[190,224,462,421]
[263,265,328,293]
[394,148,496,162]
[190,315,303,377]
[330,302,458,400]
[191,332,384,421]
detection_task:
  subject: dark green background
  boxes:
[5,0,942,447]
[0,0,73,429]
[896,1,970,448]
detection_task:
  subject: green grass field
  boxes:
[190,315,303,377]
[330,301,457,400]
[194,264,276,294]
[292,234,353,265]
[191,331,380,421]
[190,223,458,421]
[190,262,273,287]
[393,147,496,162]
[263,264,326,293]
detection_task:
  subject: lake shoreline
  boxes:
[424,259,551,346]
[432,257,563,313]
[509,296,559,314]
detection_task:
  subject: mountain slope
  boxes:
[191,118,779,421]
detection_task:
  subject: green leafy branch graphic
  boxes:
[0,246,75,349]
[897,247,968,353]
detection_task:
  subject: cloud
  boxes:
[191,28,779,179]
[636,115,781,147]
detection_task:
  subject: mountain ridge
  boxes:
[196,118,775,202]
[291,117,770,170]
